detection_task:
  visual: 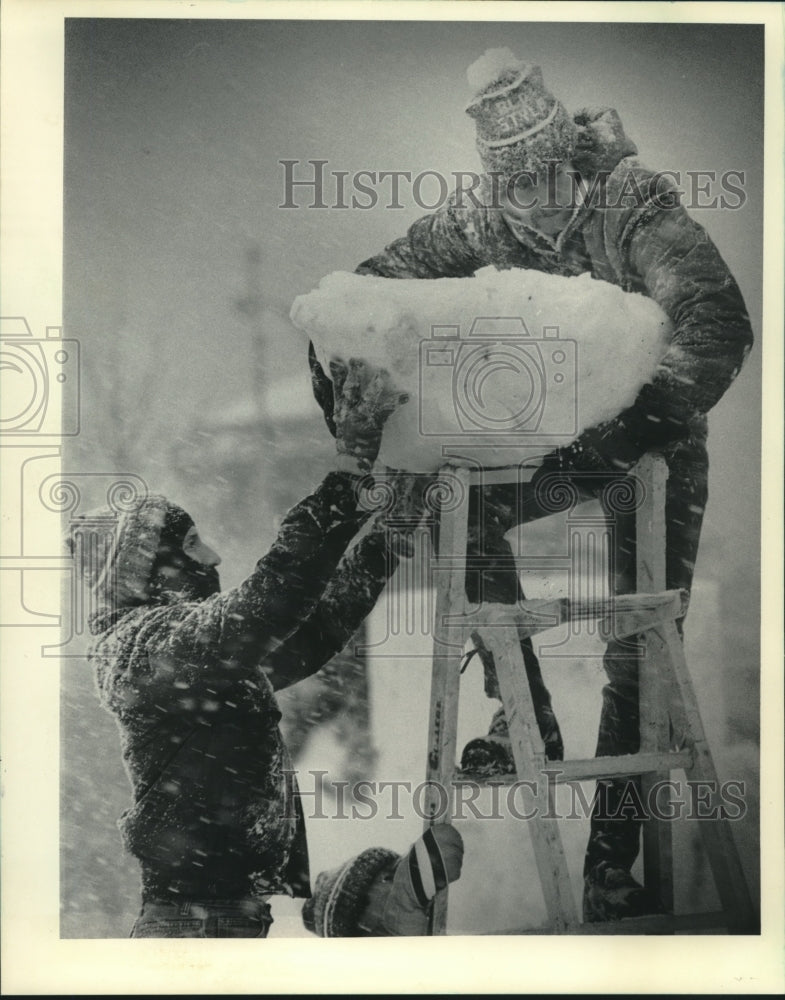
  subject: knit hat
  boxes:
[66,494,193,612]
[302,825,464,937]
[302,846,398,937]
[466,47,577,185]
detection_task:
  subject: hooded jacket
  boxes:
[310,108,753,471]
[84,474,399,902]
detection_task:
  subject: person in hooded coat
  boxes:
[307,52,753,922]
[68,361,432,937]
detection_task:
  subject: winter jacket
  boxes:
[310,108,753,473]
[88,473,398,902]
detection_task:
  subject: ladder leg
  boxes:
[658,619,758,932]
[481,626,580,932]
[639,630,675,913]
[632,452,675,912]
[424,467,471,935]
[416,457,750,937]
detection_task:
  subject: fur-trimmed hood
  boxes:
[66,494,191,630]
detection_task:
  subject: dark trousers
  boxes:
[448,432,708,875]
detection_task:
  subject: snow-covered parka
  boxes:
[310,108,753,472]
[85,474,399,902]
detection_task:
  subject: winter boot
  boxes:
[581,775,664,922]
[580,669,665,922]
[460,705,518,776]
[582,860,662,922]
[459,634,564,775]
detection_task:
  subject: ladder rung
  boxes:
[455,749,694,785]
[444,590,689,639]
[465,464,540,486]
[475,910,734,936]
[554,750,694,782]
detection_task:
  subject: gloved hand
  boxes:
[331,358,409,472]
[528,399,685,515]
[309,342,338,437]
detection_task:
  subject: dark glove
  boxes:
[309,341,337,437]
[557,390,691,470]
[331,358,409,472]
[529,396,689,516]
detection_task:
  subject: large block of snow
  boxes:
[291,266,671,471]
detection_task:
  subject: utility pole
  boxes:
[235,241,269,421]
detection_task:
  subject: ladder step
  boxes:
[476,910,733,936]
[456,749,694,785]
[446,590,689,640]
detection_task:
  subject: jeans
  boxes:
[130,897,273,938]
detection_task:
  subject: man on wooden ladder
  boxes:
[308,49,753,922]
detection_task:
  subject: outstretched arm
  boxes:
[625,202,753,426]
[539,196,753,480]
[355,195,487,279]
[142,366,410,678]
[97,466,373,714]
[263,473,432,690]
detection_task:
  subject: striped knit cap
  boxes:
[376,825,463,936]
[466,48,577,184]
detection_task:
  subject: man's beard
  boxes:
[151,556,221,602]
[178,559,221,600]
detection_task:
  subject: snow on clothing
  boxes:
[87,475,400,904]
[310,107,752,458]
[308,108,753,874]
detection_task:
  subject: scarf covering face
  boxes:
[67,495,219,620]
[150,505,221,602]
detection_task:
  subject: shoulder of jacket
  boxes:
[604,157,682,206]
[96,602,194,654]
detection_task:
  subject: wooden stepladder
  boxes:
[422,454,757,935]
